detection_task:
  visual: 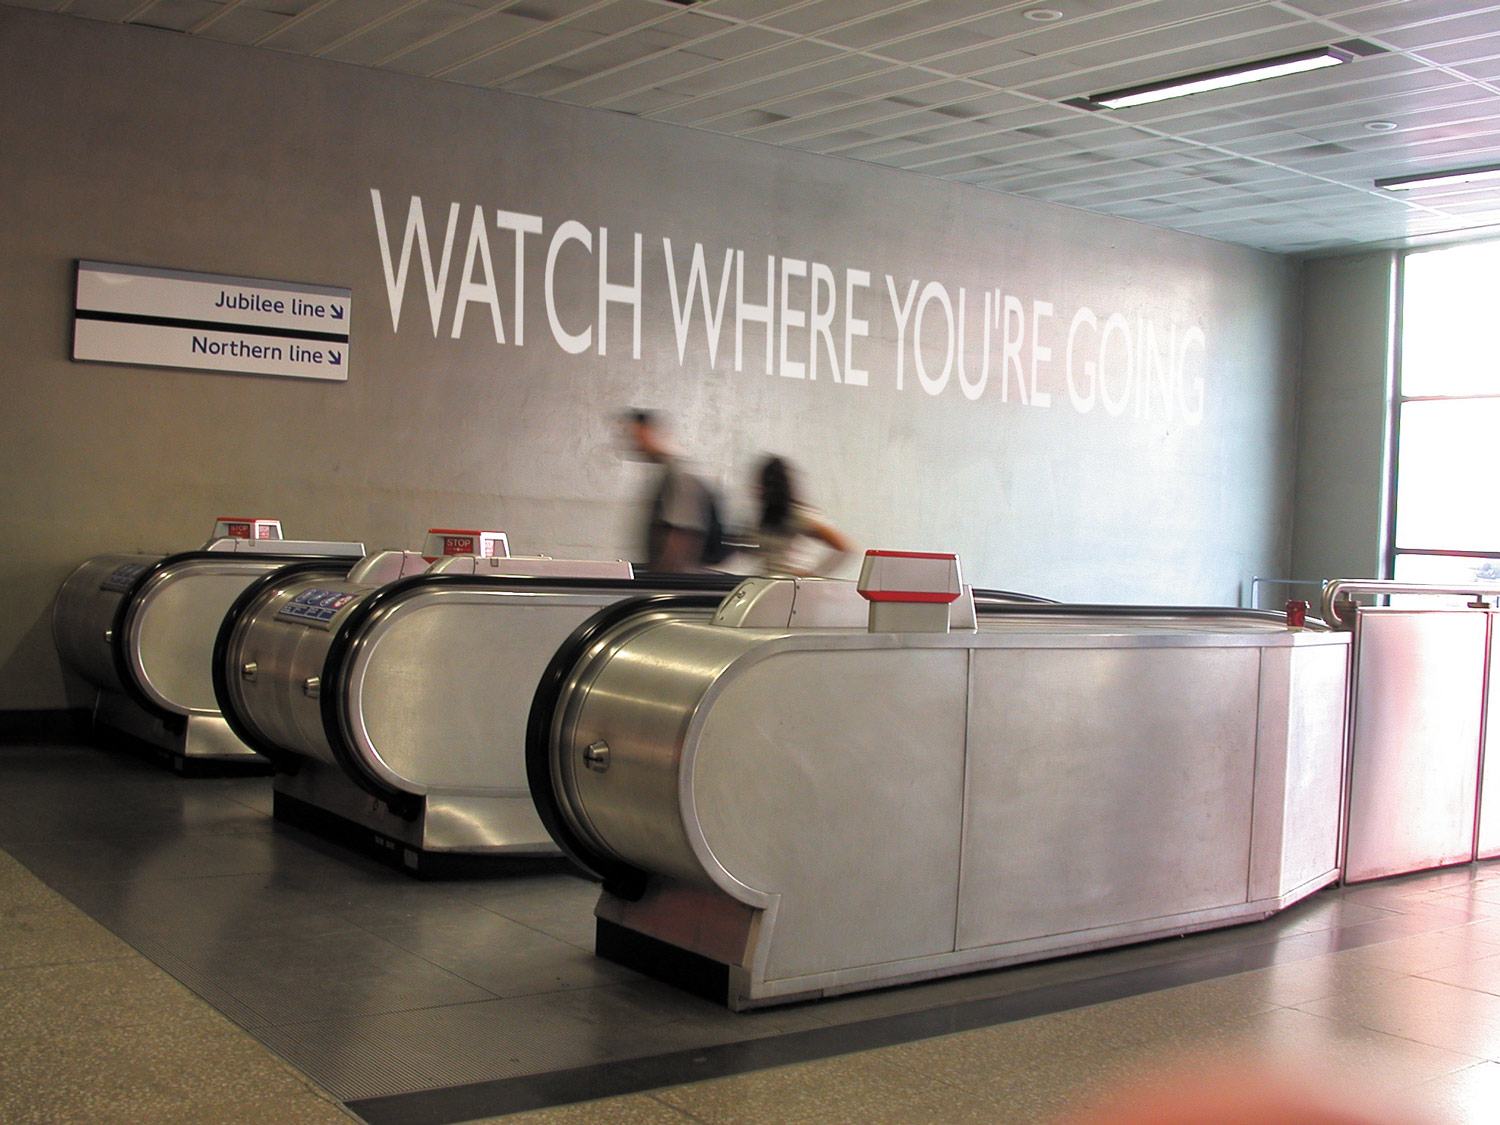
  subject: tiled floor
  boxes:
[5,738,1500,1124]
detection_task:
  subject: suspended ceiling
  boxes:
[12,0,1500,255]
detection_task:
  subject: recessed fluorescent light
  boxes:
[1082,46,1354,111]
[1376,164,1500,191]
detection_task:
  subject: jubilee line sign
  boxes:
[73,261,352,382]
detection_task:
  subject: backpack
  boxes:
[700,485,732,566]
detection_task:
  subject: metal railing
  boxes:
[1245,575,1324,610]
[1320,578,1499,630]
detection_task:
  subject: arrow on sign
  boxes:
[329,350,343,365]
[331,306,346,320]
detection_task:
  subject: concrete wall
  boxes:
[1290,252,1396,588]
[1,8,1303,711]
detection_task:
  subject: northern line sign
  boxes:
[73,261,352,381]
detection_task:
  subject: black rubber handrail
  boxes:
[972,601,1307,626]
[971,587,1058,605]
[211,558,364,771]
[525,593,726,899]
[107,556,180,723]
[107,550,362,725]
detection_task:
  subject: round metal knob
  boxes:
[583,740,611,773]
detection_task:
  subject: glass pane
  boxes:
[1391,553,1500,608]
[1394,399,1500,551]
[1394,553,1500,585]
[1403,240,1500,397]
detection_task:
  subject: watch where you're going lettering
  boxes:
[372,189,1206,423]
[73,262,352,382]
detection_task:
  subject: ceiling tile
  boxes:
[17,0,1500,253]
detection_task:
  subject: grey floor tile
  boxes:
[476,1093,700,1124]
[0,955,209,1037]
[55,871,365,950]
[452,876,607,947]
[0,892,135,970]
[261,992,674,1100]
[1216,1005,1485,1093]
[1452,916,1500,945]
[140,1091,359,1125]
[166,928,500,1024]
[4,827,288,885]
[1412,1059,1500,1125]
[1211,951,1411,1008]
[946,1043,1161,1125]
[0,849,67,907]
[1336,927,1500,976]
[877,1015,1145,1090]
[1294,972,1500,1060]
[367,907,644,997]
[651,1050,954,1125]
[320,881,517,932]
[1257,896,1397,937]
[8,741,1500,1124]
[1341,872,1487,908]
[0,786,269,845]
[1419,949,1500,998]
[0,1004,315,1124]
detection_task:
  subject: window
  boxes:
[1391,240,1500,587]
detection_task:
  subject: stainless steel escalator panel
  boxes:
[1482,618,1500,861]
[544,603,1352,1009]
[53,554,157,694]
[958,644,1261,950]
[216,568,363,766]
[221,576,735,861]
[54,550,361,763]
[344,589,628,796]
[126,558,300,717]
[1345,609,1488,881]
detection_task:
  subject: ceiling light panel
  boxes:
[1088,49,1349,111]
[1083,50,1409,131]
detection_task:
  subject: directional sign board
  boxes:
[73,261,351,381]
